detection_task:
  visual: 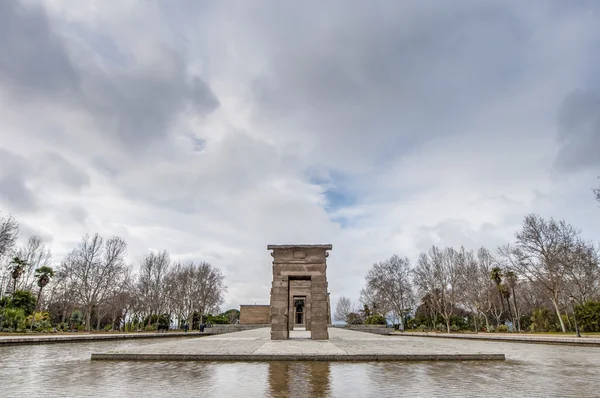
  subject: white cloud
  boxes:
[1,0,599,311]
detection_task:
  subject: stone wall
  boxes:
[342,325,392,335]
[239,305,270,325]
[204,324,270,335]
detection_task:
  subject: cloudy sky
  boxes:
[1,0,599,310]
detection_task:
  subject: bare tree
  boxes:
[334,296,353,323]
[363,255,415,330]
[15,236,52,292]
[414,246,462,333]
[563,241,600,304]
[594,177,600,204]
[457,247,497,331]
[502,214,582,332]
[59,234,128,331]
[0,214,19,297]
[195,262,226,325]
[0,214,19,258]
[137,251,171,327]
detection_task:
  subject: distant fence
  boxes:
[203,324,270,335]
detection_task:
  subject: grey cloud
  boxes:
[0,149,89,212]
[82,54,219,152]
[0,175,37,212]
[555,90,600,171]
[242,1,534,169]
[18,223,54,244]
[0,1,78,95]
[0,150,36,212]
[67,206,89,225]
[1,1,219,160]
[413,220,507,253]
[34,152,90,192]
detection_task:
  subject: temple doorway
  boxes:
[294,298,305,326]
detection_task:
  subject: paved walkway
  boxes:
[91,327,505,362]
[0,331,206,346]
[400,332,600,347]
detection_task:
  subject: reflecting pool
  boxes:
[1,337,599,397]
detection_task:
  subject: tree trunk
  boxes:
[482,313,490,331]
[445,317,451,333]
[36,287,43,312]
[551,299,566,333]
[511,288,520,331]
[86,309,92,331]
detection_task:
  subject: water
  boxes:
[1,338,599,397]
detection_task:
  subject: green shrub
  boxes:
[435,323,446,332]
[487,325,496,333]
[416,324,429,332]
[575,301,600,332]
[1,307,25,330]
[497,324,509,333]
[450,325,460,333]
[9,290,37,316]
[365,314,387,325]
[56,322,69,331]
[70,310,83,329]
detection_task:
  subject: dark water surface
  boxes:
[1,338,599,397]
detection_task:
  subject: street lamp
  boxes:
[569,296,581,338]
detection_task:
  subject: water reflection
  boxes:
[1,338,600,397]
[268,362,330,397]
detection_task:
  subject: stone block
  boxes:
[311,293,328,302]
[311,331,329,340]
[270,322,289,332]
[270,331,288,340]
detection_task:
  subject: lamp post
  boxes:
[569,296,581,338]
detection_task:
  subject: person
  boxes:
[184,323,189,332]
[200,323,205,332]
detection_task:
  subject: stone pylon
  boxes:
[267,244,332,340]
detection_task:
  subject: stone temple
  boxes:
[239,244,332,340]
[268,244,332,340]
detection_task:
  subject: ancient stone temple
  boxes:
[268,244,332,340]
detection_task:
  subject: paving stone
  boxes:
[91,327,506,361]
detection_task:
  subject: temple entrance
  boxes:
[294,298,305,326]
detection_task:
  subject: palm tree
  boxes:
[490,267,506,317]
[10,257,27,294]
[34,266,54,311]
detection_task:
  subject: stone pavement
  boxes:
[91,327,505,362]
[0,331,206,346]
[401,332,600,347]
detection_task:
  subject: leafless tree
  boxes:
[165,261,226,330]
[359,285,390,316]
[195,262,226,325]
[502,214,582,332]
[563,241,600,304]
[14,236,52,292]
[333,296,354,323]
[414,246,462,333]
[594,178,600,204]
[137,251,171,326]
[59,234,128,330]
[457,247,497,331]
[363,255,415,330]
[0,214,19,297]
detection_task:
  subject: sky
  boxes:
[1,0,599,311]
